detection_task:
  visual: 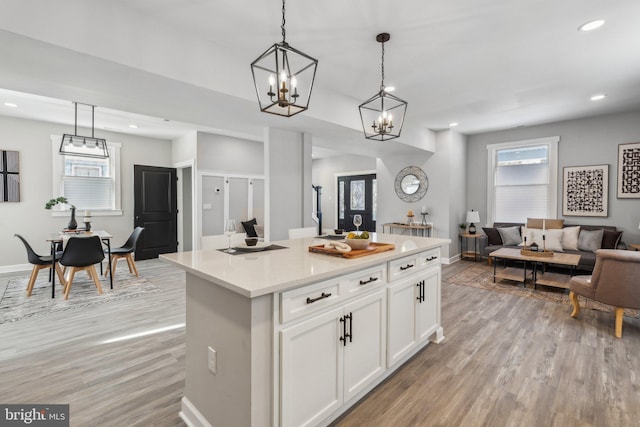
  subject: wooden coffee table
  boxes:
[489,247,581,289]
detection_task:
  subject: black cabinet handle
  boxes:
[426,256,438,261]
[359,277,379,285]
[339,313,353,346]
[306,292,331,304]
[400,264,414,271]
[416,280,425,303]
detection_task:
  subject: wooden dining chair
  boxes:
[15,234,66,296]
[59,236,105,300]
[105,227,144,278]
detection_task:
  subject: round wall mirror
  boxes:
[394,166,428,202]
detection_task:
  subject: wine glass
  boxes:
[353,214,363,234]
[224,219,237,253]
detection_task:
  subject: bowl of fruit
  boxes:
[345,231,370,250]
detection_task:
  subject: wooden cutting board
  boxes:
[308,242,395,259]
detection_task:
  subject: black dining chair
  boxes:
[15,234,66,297]
[59,235,105,300]
[105,227,144,278]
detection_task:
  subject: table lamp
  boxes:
[466,210,480,234]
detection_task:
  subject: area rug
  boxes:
[0,274,162,324]
[445,264,638,317]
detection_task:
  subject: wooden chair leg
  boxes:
[89,266,104,295]
[25,265,41,296]
[110,255,119,278]
[54,263,67,289]
[615,307,624,338]
[64,268,77,300]
[126,254,139,277]
[569,291,580,318]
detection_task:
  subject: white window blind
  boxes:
[487,137,558,225]
[50,135,122,214]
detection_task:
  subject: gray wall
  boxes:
[266,128,312,241]
[467,109,640,244]
[1,115,172,269]
[197,132,263,174]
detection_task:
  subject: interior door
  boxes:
[134,165,178,259]
[338,174,376,232]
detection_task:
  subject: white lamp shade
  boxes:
[466,211,480,224]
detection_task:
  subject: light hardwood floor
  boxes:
[1,259,639,426]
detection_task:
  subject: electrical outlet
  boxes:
[208,346,217,374]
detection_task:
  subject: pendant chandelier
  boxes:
[359,33,408,141]
[59,102,109,159]
[250,0,318,117]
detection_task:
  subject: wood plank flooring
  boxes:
[1,259,639,426]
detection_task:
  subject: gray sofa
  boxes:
[480,222,626,272]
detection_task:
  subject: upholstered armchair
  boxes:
[569,249,640,338]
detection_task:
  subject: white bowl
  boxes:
[345,238,370,250]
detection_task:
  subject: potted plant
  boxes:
[45,197,78,230]
[459,222,468,232]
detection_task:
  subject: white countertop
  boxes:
[160,233,450,298]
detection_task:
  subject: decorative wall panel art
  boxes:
[562,164,608,217]
[617,142,640,198]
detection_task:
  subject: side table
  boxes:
[460,232,484,262]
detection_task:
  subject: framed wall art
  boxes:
[0,149,20,202]
[562,164,608,217]
[617,142,640,198]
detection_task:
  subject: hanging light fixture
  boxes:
[250,0,318,117]
[59,102,109,159]
[359,33,408,141]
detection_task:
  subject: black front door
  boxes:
[134,165,178,260]
[337,174,376,232]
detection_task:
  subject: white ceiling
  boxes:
[0,0,639,157]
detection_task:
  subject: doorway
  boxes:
[337,174,376,232]
[133,165,178,259]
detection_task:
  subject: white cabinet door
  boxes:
[387,277,419,367]
[416,268,440,343]
[343,289,387,401]
[281,307,344,427]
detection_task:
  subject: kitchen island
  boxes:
[161,233,450,427]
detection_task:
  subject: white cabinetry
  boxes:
[280,289,387,427]
[387,248,442,367]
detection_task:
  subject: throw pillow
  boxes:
[241,218,258,237]
[561,226,580,251]
[601,229,623,249]
[497,226,521,246]
[543,229,564,252]
[526,218,565,229]
[577,229,604,252]
[482,227,503,245]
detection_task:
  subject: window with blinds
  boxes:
[51,136,121,214]
[487,137,558,225]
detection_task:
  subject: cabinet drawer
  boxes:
[344,265,387,297]
[417,248,441,269]
[388,254,421,282]
[280,279,341,323]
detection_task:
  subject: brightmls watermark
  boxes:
[1,405,69,426]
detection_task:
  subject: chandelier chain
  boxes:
[380,41,385,88]
[281,0,286,42]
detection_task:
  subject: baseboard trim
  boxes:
[0,264,31,274]
[180,397,212,427]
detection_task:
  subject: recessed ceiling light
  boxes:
[384,86,395,92]
[590,94,606,101]
[129,124,139,129]
[449,122,459,127]
[4,102,18,108]
[579,19,605,32]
